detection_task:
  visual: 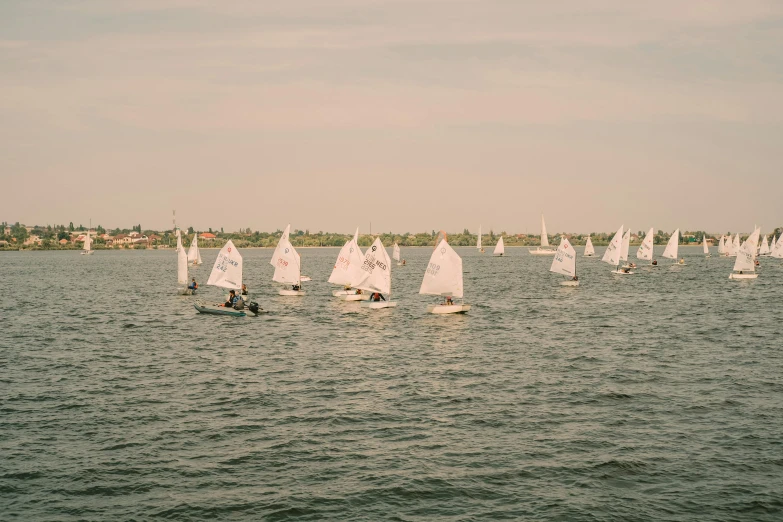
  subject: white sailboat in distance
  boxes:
[493,236,505,256]
[771,234,783,259]
[620,228,635,269]
[583,235,595,257]
[718,234,726,256]
[271,224,305,296]
[329,227,367,299]
[637,227,655,265]
[729,228,760,280]
[603,225,630,274]
[187,232,203,265]
[550,236,578,286]
[177,237,191,294]
[529,215,557,255]
[703,235,711,258]
[195,240,260,316]
[393,243,402,265]
[80,226,93,255]
[420,238,470,314]
[356,238,397,309]
[759,235,770,256]
[662,228,682,266]
[477,225,485,253]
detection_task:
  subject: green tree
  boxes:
[69,222,74,231]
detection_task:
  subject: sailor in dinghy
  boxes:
[420,237,471,314]
[355,238,397,309]
[194,240,261,316]
[271,224,306,296]
[550,236,578,286]
[329,228,369,300]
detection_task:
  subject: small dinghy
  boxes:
[195,240,261,316]
[550,236,579,286]
[493,236,505,257]
[529,215,557,255]
[420,238,470,314]
[187,232,203,265]
[583,235,595,257]
[729,228,760,280]
[194,300,261,317]
[603,224,632,275]
[271,224,306,296]
[355,237,397,309]
[329,227,364,298]
[176,229,194,295]
[476,225,485,254]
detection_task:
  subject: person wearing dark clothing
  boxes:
[223,290,238,307]
[188,278,198,290]
[371,292,385,302]
[241,284,248,295]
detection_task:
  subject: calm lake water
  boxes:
[2,246,782,520]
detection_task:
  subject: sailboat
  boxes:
[187,232,203,265]
[529,215,557,255]
[195,240,259,316]
[393,243,404,266]
[177,237,192,294]
[550,236,578,286]
[718,235,726,256]
[662,228,682,266]
[420,238,470,314]
[356,238,397,309]
[733,233,741,256]
[80,226,93,255]
[637,227,655,266]
[725,234,736,256]
[759,235,771,256]
[620,228,635,269]
[583,235,595,257]
[272,224,305,296]
[771,234,783,259]
[603,225,629,274]
[493,236,505,256]
[477,225,485,253]
[329,228,369,300]
[703,235,711,258]
[729,228,760,280]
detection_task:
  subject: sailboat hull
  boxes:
[611,269,634,275]
[332,289,353,296]
[340,293,371,301]
[427,304,471,314]
[300,276,312,282]
[729,273,758,280]
[560,280,579,287]
[194,302,246,317]
[529,248,556,256]
[363,301,397,309]
[279,289,306,296]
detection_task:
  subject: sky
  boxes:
[1,0,782,235]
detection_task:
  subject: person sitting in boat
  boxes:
[188,278,198,290]
[621,267,631,274]
[652,259,658,266]
[572,275,578,281]
[754,259,760,267]
[678,258,685,264]
[241,284,248,295]
[402,259,406,265]
[445,296,454,306]
[370,292,385,302]
[222,290,238,307]
[292,284,300,291]
[355,289,363,295]
[343,284,352,291]
[628,262,637,268]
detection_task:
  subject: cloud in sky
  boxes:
[1,0,782,233]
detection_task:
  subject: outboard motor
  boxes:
[248,302,260,315]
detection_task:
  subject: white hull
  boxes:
[279,289,306,296]
[299,275,312,282]
[529,248,556,256]
[493,253,504,257]
[81,251,94,255]
[427,304,471,314]
[729,273,758,280]
[621,264,637,269]
[560,280,579,287]
[340,293,371,301]
[363,301,397,309]
[332,289,353,296]
[611,269,635,275]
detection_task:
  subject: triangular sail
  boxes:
[271,226,301,284]
[540,215,549,248]
[207,240,242,289]
[725,234,736,256]
[733,233,741,254]
[602,225,624,266]
[176,229,183,252]
[187,233,202,264]
[771,234,783,258]
[620,228,631,261]
[393,243,401,261]
[420,239,463,298]
[637,227,654,260]
[83,230,92,252]
[328,235,364,286]
[718,235,725,254]
[662,229,680,260]
[354,237,392,294]
[177,245,188,284]
[584,235,595,256]
[550,237,576,277]
[733,228,760,272]
[703,235,710,254]
[477,226,482,250]
[493,236,505,255]
[760,235,770,255]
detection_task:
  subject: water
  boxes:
[2,247,782,520]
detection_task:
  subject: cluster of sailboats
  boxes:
[172,217,779,317]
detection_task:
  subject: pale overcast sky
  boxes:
[2,1,782,234]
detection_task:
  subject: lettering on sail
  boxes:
[426,262,440,277]
[215,254,238,273]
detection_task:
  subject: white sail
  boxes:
[353,227,359,245]
[725,234,736,256]
[493,236,505,255]
[540,215,550,248]
[602,225,624,266]
[477,225,482,250]
[733,228,760,272]
[271,232,301,284]
[187,233,202,264]
[771,234,777,251]
[83,230,92,252]
[620,228,631,261]
[207,239,242,289]
[354,237,392,295]
[393,243,401,262]
[759,235,770,255]
[718,235,725,254]
[176,229,183,252]
[637,227,654,260]
[420,239,463,298]
[177,245,188,284]
[584,235,595,256]
[328,235,364,286]
[550,236,576,277]
[703,235,710,255]
[662,229,680,260]
[771,234,783,258]
[733,233,741,254]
